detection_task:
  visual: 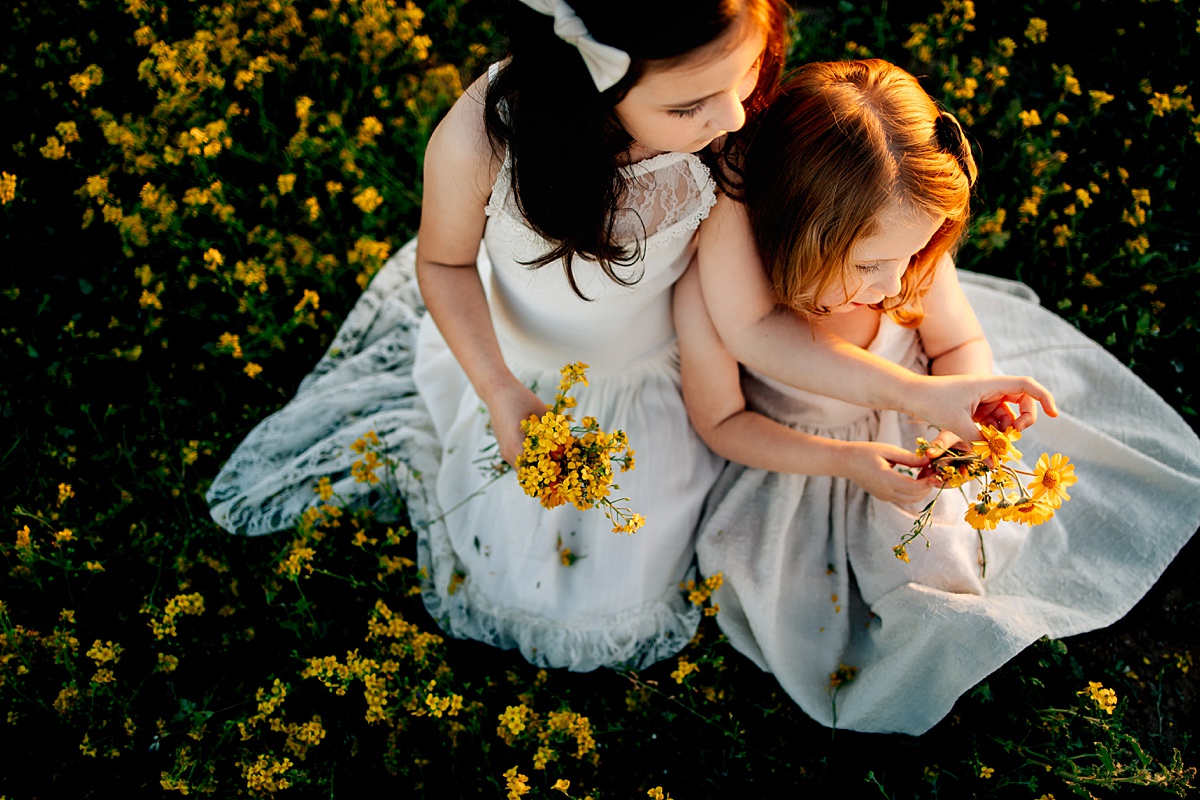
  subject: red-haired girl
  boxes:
[677,59,1200,731]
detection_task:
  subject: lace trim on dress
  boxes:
[206,240,435,538]
[484,150,717,255]
[416,507,702,671]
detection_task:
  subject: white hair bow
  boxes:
[517,0,631,91]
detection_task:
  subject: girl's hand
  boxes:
[921,429,964,459]
[915,433,970,481]
[483,380,547,467]
[910,374,1058,444]
[842,441,938,506]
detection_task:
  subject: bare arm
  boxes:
[919,255,992,378]
[416,73,544,465]
[912,257,999,451]
[696,195,1057,442]
[675,261,934,503]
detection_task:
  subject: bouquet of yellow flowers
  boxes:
[894,424,1078,575]
[503,362,644,534]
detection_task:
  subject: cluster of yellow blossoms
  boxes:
[894,425,1078,567]
[350,430,386,485]
[301,600,447,727]
[496,702,598,770]
[504,765,531,799]
[142,592,206,639]
[512,363,644,534]
[242,753,294,794]
[828,662,859,690]
[681,571,722,617]
[86,639,123,685]
[235,677,329,763]
[670,656,700,684]
[0,171,16,204]
[0,608,81,696]
[1081,680,1119,715]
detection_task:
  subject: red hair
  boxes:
[741,59,977,325]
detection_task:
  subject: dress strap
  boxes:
[484,153,514,219]
[483,61,513,218]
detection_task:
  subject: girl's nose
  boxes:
[712,91,747,134]
[876,265,905,297]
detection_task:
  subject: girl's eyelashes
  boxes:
[668,101,705,119]
[857,253,919,274]
[668,59,761,119]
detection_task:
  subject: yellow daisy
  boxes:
[988,495,1017,523]
[1028,452,1077,507]
[972,424,1024,466]
[938,463,972,489]
[964,502,1000,531]
[987,471,1015,492]
[1007,496,1056,526]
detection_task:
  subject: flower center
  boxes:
[1041,470,1059,490]
[989,438,1007,455]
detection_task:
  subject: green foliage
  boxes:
[1,0,1197,797]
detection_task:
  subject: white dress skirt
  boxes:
[694,271,1200,735]
[207,148,724,672]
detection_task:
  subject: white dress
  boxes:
[695,271,1200,735]
[206,145,724,672]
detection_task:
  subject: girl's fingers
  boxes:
[1009,390,1049,431]
[973,400,1015,432]
[886,448,930,468]
[994,378,1058,418]
[925,429,963,456]
[886,471,935,500]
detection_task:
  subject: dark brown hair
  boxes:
[485,0,789,298]
[741,59,977,325]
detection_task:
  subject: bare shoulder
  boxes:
[698,193,758,269]
[920,253,974,324]
[697,192,775,329]
[698,193,757,275]
[917,252,988,356]
[424,70,501,203]
[419,69,503,267]
[700,192,751,240]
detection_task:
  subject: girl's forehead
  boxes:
[876,199,936,228]
[852,202,943,260]
[632,18,765,102]
[638,8,758,81]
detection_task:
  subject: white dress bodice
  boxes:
[481,151,716,372]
